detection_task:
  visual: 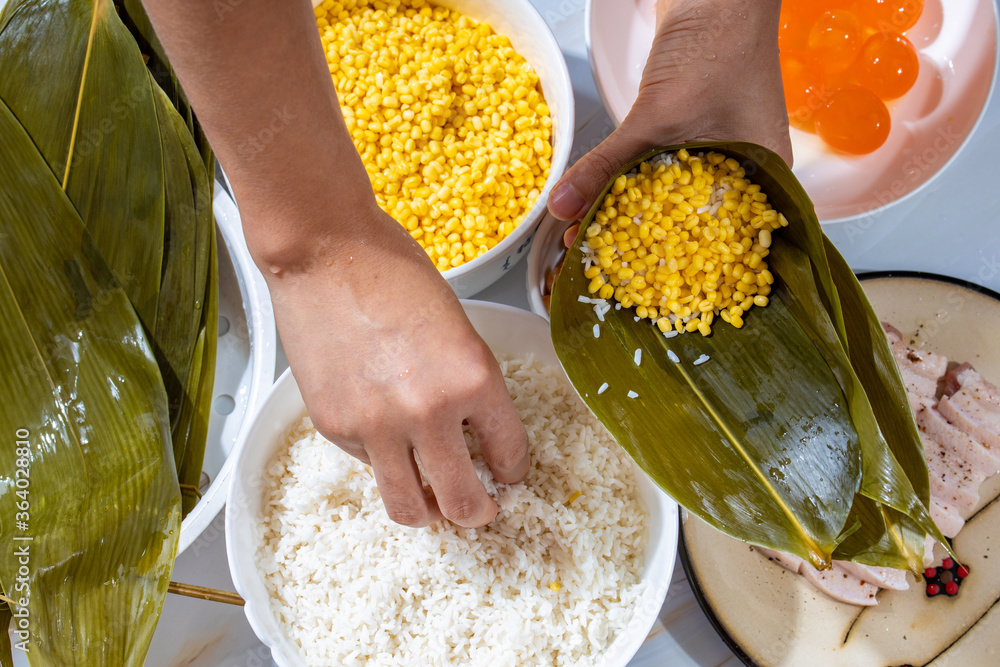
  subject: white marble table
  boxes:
[150,0,1000,664]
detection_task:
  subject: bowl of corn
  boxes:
[314,0,574,297]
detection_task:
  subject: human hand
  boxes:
[262,204,530,528]
[548,0,791,221]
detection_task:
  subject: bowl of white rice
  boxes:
[226,300,678,667]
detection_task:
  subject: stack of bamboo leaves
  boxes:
[551,144,947,573]
[0,0,216,663]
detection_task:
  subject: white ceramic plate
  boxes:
[226,300,679,667]
[680,272,1000,667]
[586,0,999,223]
[177,186,276,554]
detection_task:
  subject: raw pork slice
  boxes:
[755,548,884,605]
[941,364,1000,440]
[920,435,984,513]
[800,563,880,606]
[916,404,1000,477]
[883,323,948,400]
[929,500,965,538]
[836,562,909,590]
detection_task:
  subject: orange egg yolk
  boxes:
[852,32,920,99]
[780,51,827,132]
[814,86,892,154]
[808,10,864,75]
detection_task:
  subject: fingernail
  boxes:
[549,180,586,220]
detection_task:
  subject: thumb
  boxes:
[547,120,656,221]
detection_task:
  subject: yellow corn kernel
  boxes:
[548,582,562,592]
[588,276,604,294]
[575,150,782,330]
[698,320,712,336]
[584,265,601,280]
[567,490,582,506]
[753,295,769,307]
[598,283,615,300]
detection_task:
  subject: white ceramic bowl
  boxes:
[430,0,575,297]
[226,300,678,667]
[303,0,574,298]
[585,0,998,223]
[526,212,569,319]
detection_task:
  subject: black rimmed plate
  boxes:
[679,271,1000,667]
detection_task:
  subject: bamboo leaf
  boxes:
[551,142,941,570]
[0,0,165,328]
[0,96,179,666]
[1,598,12,667]
[119,0,215,178]
[551,146,861,568]
[178,227,218,516]
[149,80,216,515]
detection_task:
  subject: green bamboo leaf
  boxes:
[728,148,939,567]
[119,0,215,178]
[178,228,218,516]
[149,80,216,515]
[0,0,165,328]
[551,142,941,570]
[0,96,179,665]
[152,83,202,408]
[768,239,943,568]
[0,598,12,667]
[551,146,861,568]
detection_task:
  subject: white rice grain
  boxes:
[257,356,649,667]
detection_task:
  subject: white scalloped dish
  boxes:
[586,0,998,223]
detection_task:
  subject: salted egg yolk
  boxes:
[808,10,864,76]
[852,32,920,100]
[780,51,827,132]
[814,85,892,154]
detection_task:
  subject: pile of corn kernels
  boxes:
[315,0,554,271]
[582,150,788,336]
